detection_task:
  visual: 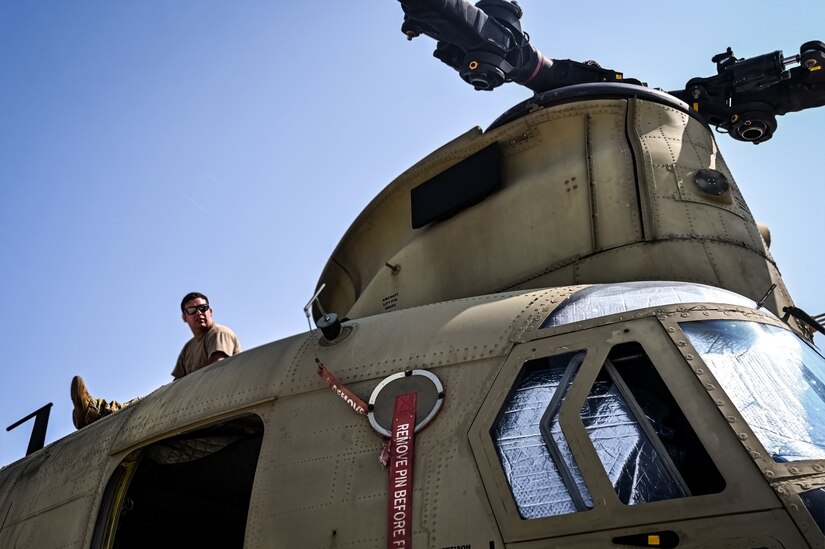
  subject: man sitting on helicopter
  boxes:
[70,291,242,429]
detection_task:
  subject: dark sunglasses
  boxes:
[183,304,210,315]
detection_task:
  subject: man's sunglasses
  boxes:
[184,304,210,315]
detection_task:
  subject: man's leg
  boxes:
[70,376,138,429]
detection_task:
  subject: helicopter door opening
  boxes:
[92,414,264,549]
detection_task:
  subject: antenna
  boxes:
[303,283,342,341]
[755,283,777,310]
[6,402,53,456]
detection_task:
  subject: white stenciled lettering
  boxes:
[330,384,365,414]
[388,399,416,549]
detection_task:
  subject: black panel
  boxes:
[410,143,502,229]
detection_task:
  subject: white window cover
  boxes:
[682,320,825,462]
[492,353,593,518]
[543,282,758,328]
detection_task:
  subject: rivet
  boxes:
[668,327,676,333]
[677,340,687,347]
[789,467,800,474]
[727,416,736,423]
[681,313,690,317]
[706,383,716,390]
[686,354,694,360]
[739,433,748,441]
[703,311,710,316]
[814,465,824,472]
[766,470,775,478]
[751,451,761,459]
[715,399,724,406]
[790,504,799,511]
[695,369,704,375]
[777,487,787,495]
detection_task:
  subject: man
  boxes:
[71,292,241,428]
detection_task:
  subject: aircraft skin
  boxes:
[2,13,825,549]
[1,283,822,548]
[316,89,801,331]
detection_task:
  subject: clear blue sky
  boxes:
[2,1,823,465]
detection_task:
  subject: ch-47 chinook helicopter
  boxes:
[3,1,825,548]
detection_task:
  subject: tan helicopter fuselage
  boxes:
[1,89,822,548]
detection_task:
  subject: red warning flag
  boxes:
[387,392,417,549]
[316,360,368,415]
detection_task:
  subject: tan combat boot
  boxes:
[70,375,100,429]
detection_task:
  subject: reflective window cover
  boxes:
[682,320,825,462]
[582,371,684,504]
[491,348,689,518]
[542,282,757,328]
[492,352,592,519]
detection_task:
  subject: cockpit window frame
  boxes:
[469,313,782,543]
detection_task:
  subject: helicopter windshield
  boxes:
[681,320,825,462]
[542,282,758,328]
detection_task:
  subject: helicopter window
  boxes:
[682,320,825,462]
[581,361,686,504]
[800,487,825,537]
[492,351,594,519]
[492,343,724,519]
[583,343,724,504]
[542,281,758,329]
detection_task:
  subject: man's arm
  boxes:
[207,351,229,365]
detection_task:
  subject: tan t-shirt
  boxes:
[171,323,241,379]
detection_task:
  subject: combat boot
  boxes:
[70,375,101,429]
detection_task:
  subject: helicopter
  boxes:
[2,1,825,547]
